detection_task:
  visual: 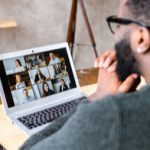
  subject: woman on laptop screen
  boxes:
[42,82,55,97]
[15,59,26,73]
[34,68,46,83]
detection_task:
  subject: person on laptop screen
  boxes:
[34,68,46,83]
[15,74,26,89]
[42,82,55,97]
[32,54,46,67]
[20,0,150,149]
[23,88,35,104]
[15,59,26,73]
[59,79,69,92]
[49,53,61,65]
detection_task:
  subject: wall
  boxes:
[0,0,120,69]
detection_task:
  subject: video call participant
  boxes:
[26,57,33,70]
[15,74,26,89]
[34,68,46,83]
[33,54,44,67]
[15,59,25,73]
[49,53,61,65]
[59,79,69,92]
[53,64,62,75]
[23,88,35,104]
[42,82,55,97]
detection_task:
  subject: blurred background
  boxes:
[0,0,119,69]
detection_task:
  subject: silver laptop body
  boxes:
[0,42,86,136]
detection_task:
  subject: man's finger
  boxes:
[103,51,116,69]
[99,51,111,67]
[107,61,117,73]
[118,74,139,93]
[95,50,116,69]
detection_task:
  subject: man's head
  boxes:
[23,89,28,97]
[110,0,150,82]
[16,74,21,83]
[60,79,65,85]
[49,53,55,59]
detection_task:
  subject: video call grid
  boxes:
[3,51,72,106]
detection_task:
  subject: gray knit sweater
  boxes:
[20,85,150,150]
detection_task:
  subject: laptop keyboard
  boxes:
[18,96,87,129]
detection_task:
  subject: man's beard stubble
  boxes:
[115,38,140,81]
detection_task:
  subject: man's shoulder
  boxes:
[78,85,150,120]
[75,96,120,124]
[112,85,150,111]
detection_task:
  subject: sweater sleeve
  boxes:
[21,96,120,150]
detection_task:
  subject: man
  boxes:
[49,53,62,76]
[49,53,61,65]
[23,89,35,104]
[32,54,44,67]
[15,74,26,89]
[20,0,150,149]
[59,79,69,92]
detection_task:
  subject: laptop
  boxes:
[0,42,87,136]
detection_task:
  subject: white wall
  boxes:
[0,0,120,69]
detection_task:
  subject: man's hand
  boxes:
[88,50,139,101]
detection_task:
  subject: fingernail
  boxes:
[103,58,110,68]
[108,62,117,72]
[99,60,103,68]
[108,66,115,72]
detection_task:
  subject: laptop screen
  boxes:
[0,47,77,108]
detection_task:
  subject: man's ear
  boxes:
[130,27,150,53]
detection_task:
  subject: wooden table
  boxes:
[77,68,98,86]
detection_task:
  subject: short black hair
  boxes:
[126,0,150,22]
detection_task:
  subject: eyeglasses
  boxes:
[106,15,150,34]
